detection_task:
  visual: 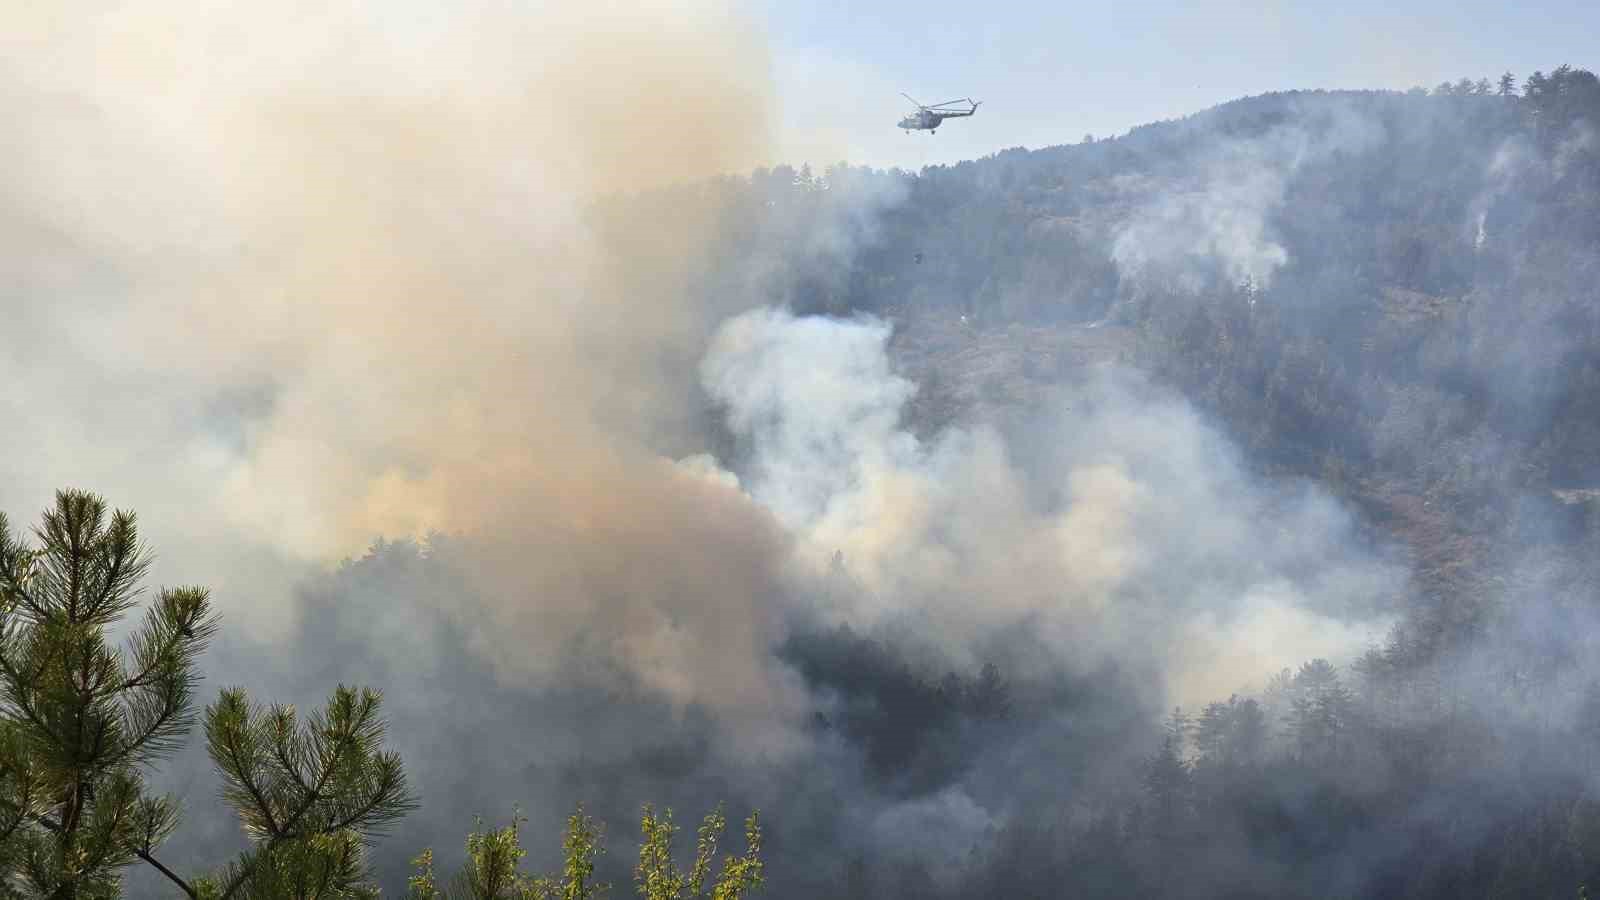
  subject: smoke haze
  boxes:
[2,0,782,654]
[12,4,1594,898]
[696,308,1396,705]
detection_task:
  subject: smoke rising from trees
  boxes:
[8,2,1600,896]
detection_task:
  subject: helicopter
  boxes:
[898,94,981,133]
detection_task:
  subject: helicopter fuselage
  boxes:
[897,98,979,133]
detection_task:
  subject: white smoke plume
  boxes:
[1112,97,1386,291]
[697,308,1399,706]
[4,6,1419,892]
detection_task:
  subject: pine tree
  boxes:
[0,489,415,899]
[1287,659,1352,763]
[1229,698,1268,764]
[1161,707,1192,759]
[0,490,217,899]
[1139,734,1191,837]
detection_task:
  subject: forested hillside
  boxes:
[14,55,1600,898]
[703,65,1600,588]
[661,66,1600,898]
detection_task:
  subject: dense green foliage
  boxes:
[190,685,416,899]
[635,806,762,900]
[0,491,416,899]
[0,491,215,898]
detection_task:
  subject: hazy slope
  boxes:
[9,34,1597,895]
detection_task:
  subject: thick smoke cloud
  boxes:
[125,303,1402,892]
[4,3,1417,896]
[0,0,802,723]
[696,308,1397,706]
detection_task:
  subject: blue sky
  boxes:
[756,0,1599,170]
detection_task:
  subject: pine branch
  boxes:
[311,847,338,899]
[327,756,412,834]
[0,515,48,621]
[45,493,93,623]
[215,832,378,900]
[276,713,362,839]
[106,588,215,769]
[215,845,267,900]
[76,772,138,875]
[135,848,198,900]
[289,689,413,840]
[0,659,68,754]
[206,691,285,839]
[0,759,39,845]
[206,687,414,900]
[82,510,150,625]
[110,687,188,771]
[266,708,315,798]
[119,591,214,694]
